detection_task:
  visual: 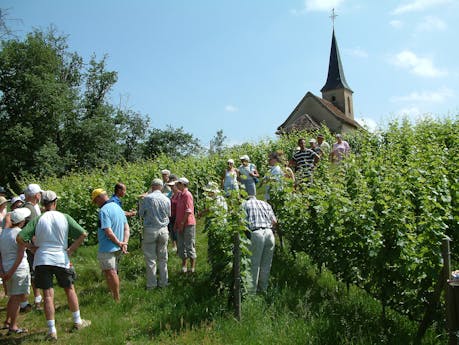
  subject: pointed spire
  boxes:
[320,29,352,93]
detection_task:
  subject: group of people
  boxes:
[0,184,90,340]
[0,133,351,339]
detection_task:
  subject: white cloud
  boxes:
[392,0,453,15]
[225,105,238,112]
[416,16,446,32]
[391,87,454,103]
[345,47,368,58]
[389,20,404,29]
[391,50,446,77]
[304,0,345,12]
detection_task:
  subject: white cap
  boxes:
[25,183,42,196]
[178,177,189,185]
[10,208,31,224]
[10,196,24,205]
[309,138,316,143]
[161,169,171,176]
[151,178,164,187]
[227,159,234,164]
[240,155,250,162]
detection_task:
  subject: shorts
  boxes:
[34,265,77,289]
[98,251,122,271]
[6,269,30,296]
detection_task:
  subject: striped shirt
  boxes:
[293,149,318,176]
[243,197,277,231]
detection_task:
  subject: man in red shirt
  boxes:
[174,178,197,273]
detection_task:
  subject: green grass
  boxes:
[0,224,446,344]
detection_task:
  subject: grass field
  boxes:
[0,221,446,345]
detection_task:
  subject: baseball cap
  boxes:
[161,169,171,176]
[10,208,31,224]
[309,139,316,143]
[227,159,234,164]
[151,178,164,187]
[240,155,250,161]
[25,184,42,195]
[178,177,189,185]
[91,188,106,201]
[10,196,25,206]
[42,190,58,203]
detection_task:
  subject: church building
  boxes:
[277,29,362,134]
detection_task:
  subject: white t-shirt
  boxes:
[33,211,71,268]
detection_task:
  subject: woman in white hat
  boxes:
[0,207,31,334]
[221,159,239,196]
[238,155,259,196]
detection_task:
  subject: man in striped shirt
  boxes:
[292,138,319,184]
[242,195,277,294]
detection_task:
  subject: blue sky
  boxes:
[2,0,458,147]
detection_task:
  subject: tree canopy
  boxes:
[0,28,149,188]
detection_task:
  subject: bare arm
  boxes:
[67,232,88,257]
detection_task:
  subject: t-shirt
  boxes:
[293,149,318,176]
[98,201,128,253]
[0,226,29,273]
[108,195,122,207]
[175,188,196,230]
[20,211,86,269]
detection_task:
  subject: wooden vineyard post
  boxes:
[443,238,459,345]
[233,231,241,321]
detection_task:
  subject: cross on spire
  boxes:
[330,8,338,28]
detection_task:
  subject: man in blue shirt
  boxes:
[92,189,130,302]
[108,183,136,217]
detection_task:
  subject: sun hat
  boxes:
[203,181,220,193]
[91,188,106,201]
[0,196,7,206]
[42,190,58,203]
[239,155,250,162]
[10,208,31,224]
[178,177,189,185]
[161,169,171,176]
[227,159,234,164]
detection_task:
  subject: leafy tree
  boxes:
[143,125,203,160]
[0,28,148,188]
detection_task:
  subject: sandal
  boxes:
[7,328,28,335]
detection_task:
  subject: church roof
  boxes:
[276,92,361,133]
[320,29,352,93]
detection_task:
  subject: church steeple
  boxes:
[321,26,354,119]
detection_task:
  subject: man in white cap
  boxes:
[0,207,31,335]
[139,178,171,289]
[17,190,90,341]
[175,177,197,273]
[161,169,172,195]
[22,183,43,310]
[92,188,129,302]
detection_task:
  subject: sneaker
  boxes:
[72,319,91,331]
[45,332,58,341]
[19,303,32,313]
[181,266,187,273]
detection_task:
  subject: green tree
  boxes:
[0,28,148,188]
[143,125,203,160]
